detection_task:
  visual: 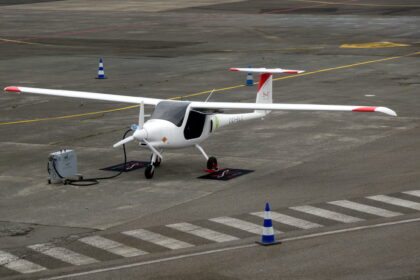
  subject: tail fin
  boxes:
[255,73,273,115]
[230,67,304,115]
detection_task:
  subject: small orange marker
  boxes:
[162,137,167,143]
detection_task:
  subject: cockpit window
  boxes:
[150,101,190,127]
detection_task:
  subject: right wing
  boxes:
[190,101,397,116]
[3,86,161,106]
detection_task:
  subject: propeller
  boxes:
[113,102,163,159]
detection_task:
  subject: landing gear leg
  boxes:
[145,153,157,179]
[150,153,162,167]
[195,144,218,171]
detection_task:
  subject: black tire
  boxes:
[145,165,155,179]
[150,155,161,167]
[47,179,51,184]
[207,156,218,170]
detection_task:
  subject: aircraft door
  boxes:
[184,110,206,140]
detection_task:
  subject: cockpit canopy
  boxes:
[150,101,190,127]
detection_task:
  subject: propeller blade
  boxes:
[143,139,163,159]
[139,101,144,129]
[113,136,135,148]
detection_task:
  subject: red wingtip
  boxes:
[4,86,21,93]
[352,107,377,112]
[230,68,239,71]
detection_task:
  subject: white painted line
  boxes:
[78,235,147,257]
[328,200,402,218]
[209,216,280,235]
[367,195,420,211]
[166,222,239,243]
[289,205,364,223]
[122,229,194,250]
[41,217,420,280]
[28,243,98,266]
[402,190,420,198]
[251,211,323,229]
[0,250,46,274]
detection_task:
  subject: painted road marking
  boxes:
[122,229,194,250]
[340,42,410,49]
[0,37,45,46]
[403,190,420,198]
[28,244,98,266]
[296,0,420,8]
[1,51,419,127]
[289,205,365,223]
[41,217,420,280]
[166,223,239,243]
[209,216,279,235]
[367,195,420,211]
[328,200,402,218]
[251,211,323,229]
[0,250,46,274]
[78,235,147,257]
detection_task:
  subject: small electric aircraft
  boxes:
[4,68,396,178]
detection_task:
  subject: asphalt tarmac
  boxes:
[0,0,419,279]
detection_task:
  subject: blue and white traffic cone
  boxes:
[95,58,106,79]
[256,202,281,246]
[246,71,253,86]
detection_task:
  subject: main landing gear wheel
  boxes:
[145,165,155,179]
[150,155,161,167]
[207,156,218,170]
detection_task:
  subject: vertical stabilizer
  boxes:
[255,73,273,115]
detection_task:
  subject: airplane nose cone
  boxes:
[133,128,148,140]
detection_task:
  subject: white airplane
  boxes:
[4,67,396,179]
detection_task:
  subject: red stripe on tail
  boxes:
[258,73,272,92]
[282,70,300,74]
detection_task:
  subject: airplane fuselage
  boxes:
[139,101,265,149]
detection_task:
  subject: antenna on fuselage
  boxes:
[204,89,216,102]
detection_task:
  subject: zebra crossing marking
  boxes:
[403,190,420,198]
[79,235,148,257]
[289,205,365,223]
[122,229,194,250]
[367,195,420,211]
[0,250,46,274]
[166,222,239,243]
[28,243,98,266]
[251,211,323,229]
[209,216,279,235]
[328,200,402,218]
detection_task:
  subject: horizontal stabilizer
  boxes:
[230,68,305,74]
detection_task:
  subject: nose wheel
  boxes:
[145,153,162,179]
[145,165,155,179]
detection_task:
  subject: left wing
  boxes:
[3,86,161,106]
[190,101,397,116]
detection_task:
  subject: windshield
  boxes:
[150,101,190,127]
